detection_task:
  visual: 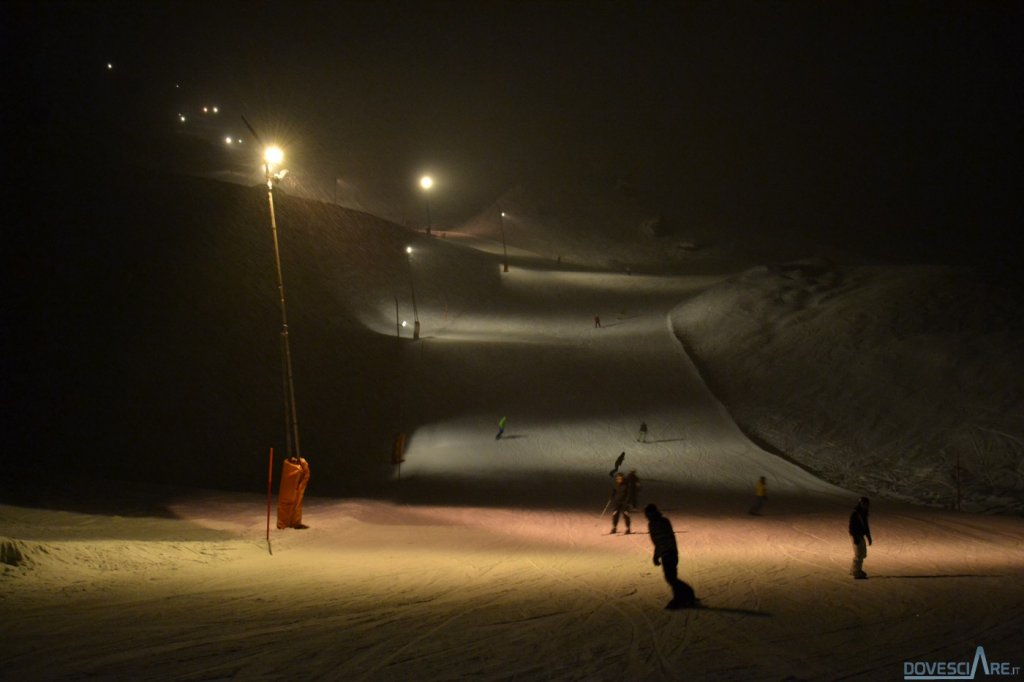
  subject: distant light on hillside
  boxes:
[420,176,433,190]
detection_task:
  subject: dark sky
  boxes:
[6,1,1023,237]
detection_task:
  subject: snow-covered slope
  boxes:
[671,259,1024,514]
[4,163,1023,680]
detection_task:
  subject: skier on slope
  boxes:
[849,496,873,579]
[610,473,631,534]
[748,476,767,515]
[624,469,640,511]
[645,504,696,609]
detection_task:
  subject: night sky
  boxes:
[6,1,1024,252]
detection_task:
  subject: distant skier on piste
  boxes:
[748,476,767,515]
[496,415,507,440]
[637,421,648,443]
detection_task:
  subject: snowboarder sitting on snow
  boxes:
[849,496,872,579]
[645,503,695,609]
[610,473,631,534]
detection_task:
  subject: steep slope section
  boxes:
[396,264,847,508]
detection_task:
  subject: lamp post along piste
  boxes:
[263,145,301,460]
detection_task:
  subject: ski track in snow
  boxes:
[2,257,1023,680]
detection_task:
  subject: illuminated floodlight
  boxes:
[225,137,234,144]
[402,320,408,328]
[405,245,420,338]
[178,114,187,123]
[419,176,434,234]
[264,146,284,166]
[213,106,219,114]
[203,107,209,113]
[106,63,113,70]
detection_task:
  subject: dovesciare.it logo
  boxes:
[904,646,1020,680]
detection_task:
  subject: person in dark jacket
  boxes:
[848,496,873,579]
[624,470,640,510]
[610,473,631,534]
[645,504,695,608]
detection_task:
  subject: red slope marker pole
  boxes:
[267,447,274,555]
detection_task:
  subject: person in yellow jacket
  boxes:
[748,476,767,516]
[277,455,311,529]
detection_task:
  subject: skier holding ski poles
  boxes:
[609,472,634,534]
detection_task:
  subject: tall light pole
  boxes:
[406,246,420,340]
[264,145,302,460]
[420,175,433,235]
[498,206,509,273]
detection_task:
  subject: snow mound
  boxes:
[671,259,1024,514]
[1,539,30,568]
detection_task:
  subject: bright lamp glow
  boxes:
[264,146,284,166]
[406,246,413,254]
[420,176,433,190]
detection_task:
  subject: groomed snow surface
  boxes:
[3,235,1023,681]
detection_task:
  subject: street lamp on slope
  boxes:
[263,144,302,461]
[406,246,421,340]
[498,207,509,273]
[420,175,433,235]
